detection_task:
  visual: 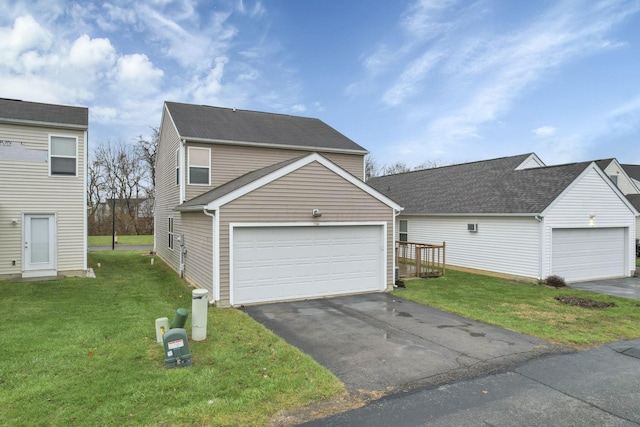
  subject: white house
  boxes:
[368,153,638,283]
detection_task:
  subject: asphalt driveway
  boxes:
[570,276,640,300]
[243,293,568,394]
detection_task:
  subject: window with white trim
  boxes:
[175,149,180,186]
[50,135,77,176]
[188,147,210,185]
[399,220,408,242]
[168,217,174,250]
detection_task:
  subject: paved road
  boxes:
[300,339,640,426]
[244,293,568,395]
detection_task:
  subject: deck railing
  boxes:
[396,241,446,278]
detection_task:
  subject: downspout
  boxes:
[83,129,88,274]
[393,208,402,285]
[203,207,216,305]
[179,140,186,203]
[535,215,543,280]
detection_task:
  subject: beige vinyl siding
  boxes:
[0,123,86,276]
[181,212,214,294]
[217,161,393,306]
[185,143,364,201]
[154,112,183,272]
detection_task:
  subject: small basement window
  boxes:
[399,220,408,242]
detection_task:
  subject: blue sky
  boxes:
[1,0,640,167]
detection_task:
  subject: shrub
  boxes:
[545,275,567,288]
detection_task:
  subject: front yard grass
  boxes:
[0,251,343,426]
[394,269,640,349]
[88,235,153,246]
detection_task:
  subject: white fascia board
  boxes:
[541,162,640,217]
[398,212,541,217]
[206,152,404,211]
[183,136,368,156]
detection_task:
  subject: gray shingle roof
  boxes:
[165,101,366,153]
[621,164,640,181]
[176,156,303,211]
[625,194,640,212]
[0,98,88,128]
[367,153,591,215]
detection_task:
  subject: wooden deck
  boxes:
[396,241,445,278]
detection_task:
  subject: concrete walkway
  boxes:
[301,339,640,426]
[570,276,640,300]
[244,293,568,395]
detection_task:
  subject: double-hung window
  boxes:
[399,220,408,242]
[175,149,180,185]
[188,147,210,185]
[50,136,77,176]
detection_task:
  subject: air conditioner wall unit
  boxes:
[467,223,478,232]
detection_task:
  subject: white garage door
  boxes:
[232,225,384,305]
[552,228,625,282]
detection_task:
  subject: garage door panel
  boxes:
[232,225,384,305]
[552,228,625,282]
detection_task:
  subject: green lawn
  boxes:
[88,235,154,246]
[394,269,640,349]
[0,252,343,426]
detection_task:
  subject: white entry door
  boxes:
[24,214,56,275]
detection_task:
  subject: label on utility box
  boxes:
[168,339,184,350]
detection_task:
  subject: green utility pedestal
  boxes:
[163,328,192,368]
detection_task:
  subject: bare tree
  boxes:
[413,160,441,171]
[365,154,381,181]
[88,139,153,235]
[383,161,411,175]
[136,126,159,194]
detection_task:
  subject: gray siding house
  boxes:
[0,98,89,279]
[368,153,638,283]
[154,102,401,307]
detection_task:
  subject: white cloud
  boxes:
[382,51,442,106]
[69,35,116,69]
[533,126,557,138]
[116,53,163,84]
[383,0,640,147]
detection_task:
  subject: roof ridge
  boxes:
[371,152,535,178]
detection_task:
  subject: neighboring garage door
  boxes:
[232,225,384,305]
[552,228,625,282]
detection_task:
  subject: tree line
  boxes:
[365,155,441,181]
[87,128,158,236]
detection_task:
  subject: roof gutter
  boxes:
[182,136,368,156]
[398,212,543,217]
[0,118,88,130]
